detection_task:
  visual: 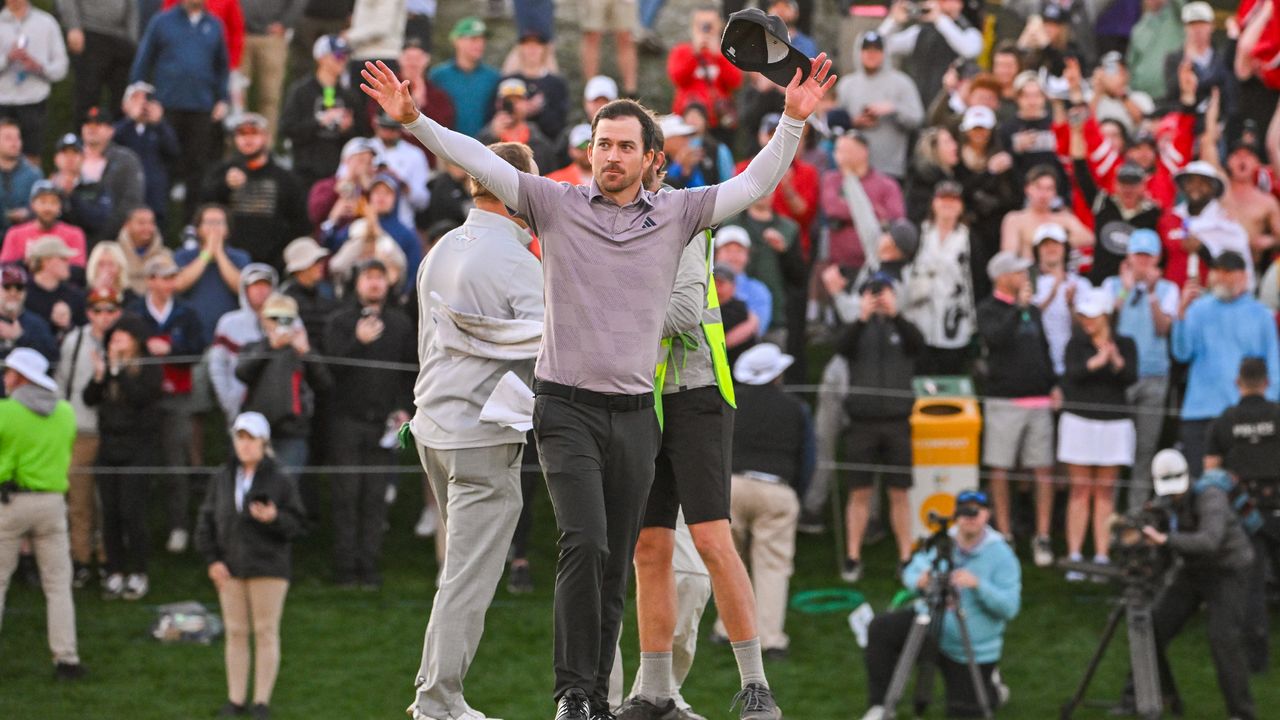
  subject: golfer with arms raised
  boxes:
[362,53,835,720]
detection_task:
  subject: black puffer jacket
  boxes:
[82,314,164,462]
[195,457,306,580]
[837,313,925,420]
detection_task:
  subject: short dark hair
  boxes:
[470,142,536,200]
[0,118,19,134]
[1239,357,1269,388]
[994,41,1021,62]
[591,99,661,155]
[1026,164,1058,186]
[194,202,231,235]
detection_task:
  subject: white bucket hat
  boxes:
[733,343,794,386]
[3,347,57,392]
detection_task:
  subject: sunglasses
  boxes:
[954,505,983,518]
[2,283,25,291]
[89,304,121,314]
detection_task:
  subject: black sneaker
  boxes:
[841,558,862,583]
[616,695,677,720]
[731,683,781,720]
[508,563,534,594]
[72,564,93,589]
[249,703,270,719]
[556,689,591,720]
[216,702,247,717]
[53,662,87,681]
[763,647,789,661]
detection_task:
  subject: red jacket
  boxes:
[668,44,743,129]
[163,0,243,69]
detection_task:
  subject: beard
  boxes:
[596,164,639,194]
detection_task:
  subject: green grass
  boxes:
[1,473,1276,720]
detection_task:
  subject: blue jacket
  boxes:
[0,159,40,234]
[112,118,180,220]
[129,8,229,112]
[1172,293,1280,420]
[902,527,1022,665]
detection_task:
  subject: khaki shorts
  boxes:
[982,399,1054,470]
[581,0,637,33]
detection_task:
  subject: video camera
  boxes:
[1107,501,1174,588]
[921,511,957,596]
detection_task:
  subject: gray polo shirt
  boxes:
[517,175,719,395]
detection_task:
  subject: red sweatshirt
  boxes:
[668,43,743,129]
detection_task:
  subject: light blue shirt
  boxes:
[1101,276,1179,378]
[734,272,773,334]
[1172,293,1280,420]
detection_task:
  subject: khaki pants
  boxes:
[241,33,289,137]
[67,434,102,565]
[413,442,524,719]
[218,577,289,706]
[717,475,799,651]
[0,493,79,664]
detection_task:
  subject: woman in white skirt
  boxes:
[1057,289,1138,580]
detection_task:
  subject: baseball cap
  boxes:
[887,219,919,260]
[1152,448,1190,496]
[714,225,752,249]
[1131,130,1157,148]
[658,114,697,139]
[340,136,379,162]
[955,489,990,508]
[1032,223,1068,246]
[759,112,783,136]
[24,235,77,262]
[860,270,897,295]
[861,31,884,49]
[1074,288,1113,318]
[721,8,813,88]
[312,34,351,60]
[1127,228,1161,257]
[82,105,113,125]
[55,133,83,153]
[1181,1,1213,24]
[261,292,299,320]
[124,81,155,99]
[712,262,737,282]
[375,110,401,128]
[1116,162,1148,184]
[934,180,964,198]
[232,411,272,440]
[283,236,331,274]
[986,251,1032,280]
[498,77,529,98]
[369,172,400,193]
[28,179,61,203]
[1213,250,1248,272]
[960,105,996,132]
[584,75,619,102]
[1041,3,1067,24]
[568,123,593,150]
[449,17,487,40]
[86,286,122,307]
[145,254,179,278]
[230,112,269,131]
[1,264,28,287]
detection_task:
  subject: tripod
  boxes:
[881,519,994,719]
[1059,562,1181,720]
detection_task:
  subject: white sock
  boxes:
[731,637,768,689]
[637,651,673,701]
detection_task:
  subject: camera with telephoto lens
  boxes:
[1108,501,1174,587]
[921,511,957,595]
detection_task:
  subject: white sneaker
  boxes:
[859,706,886,720]
[1031,536,1054,568]
[1064,553,1087,582]
[992,667,1011,706]
[385,483,398,505]
[414,508,438,538]
[166,529,189,554]
[102,573,124,599]
[122,573,149,601]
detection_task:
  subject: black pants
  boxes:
[71,31,134,123]
[329,416,392,584]
[1177,419,1212,479]
[533,394,661,705]
[1245,514,1280,673]
[865,608,999,718]
[917,346,972,377]
[167,109,215,221]
[1152,565,1255,720]
[97,456,152,576]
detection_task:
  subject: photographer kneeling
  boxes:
[860,490,1021,719]
[1137,450,1255,720]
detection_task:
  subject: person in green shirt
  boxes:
[0,347,83,680]
[1126,0,1186,99]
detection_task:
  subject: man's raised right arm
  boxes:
[362,61,520,208]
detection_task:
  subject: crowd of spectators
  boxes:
[0,0,1279,717]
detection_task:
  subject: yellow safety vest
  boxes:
[653,229,737,427]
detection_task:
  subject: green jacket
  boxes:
[1126,0,1185,99]
[0,385,76,493]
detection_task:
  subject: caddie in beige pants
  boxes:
[715,475,800,652]
[0,493,80,666]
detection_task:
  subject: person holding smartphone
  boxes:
[195,411,306,720]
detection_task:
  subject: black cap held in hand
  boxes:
[720,8,813,88]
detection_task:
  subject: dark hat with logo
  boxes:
[1116,162,1148,184]
[1213,250,1247,271]
[82,105,113,125]
[1041,3,1068,23]
[860,270,897,295]
[861,31,885,49]
[720,8,813,88]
